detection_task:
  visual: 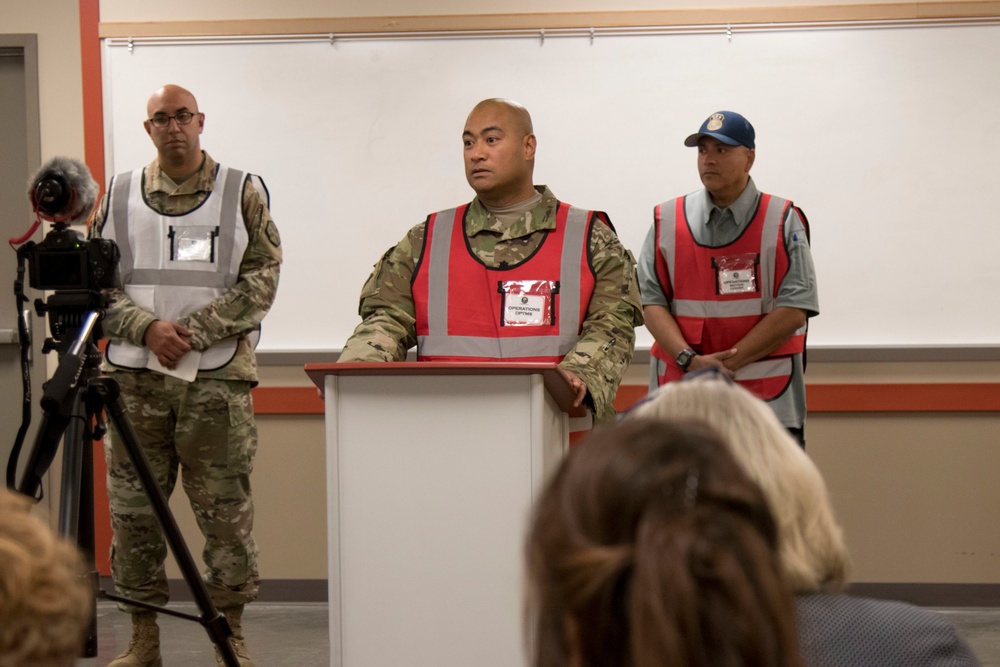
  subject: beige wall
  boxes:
[10,0,998,588]
[3,0,83,161]
[810,411,999,583]
[807,361,1000,583]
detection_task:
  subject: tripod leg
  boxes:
[78,424,99,658]
[55,388,99,657]
[57,391,85,539]
[95,377,241,667]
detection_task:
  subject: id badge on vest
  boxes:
[498,280,558,326]
[170,225,220,262]
[713,253,760,295]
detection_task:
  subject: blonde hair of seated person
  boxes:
[0,489,92,667]
[630,377,850,593]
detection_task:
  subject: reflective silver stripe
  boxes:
[758,196,787,311]
[673,298,767,318]
[557,207,588,351]
[426,208,457,337]
[109,170,136,281]
[128,269,234,288]
[418,334,566,358]
[420,204,590,359]
[215,167,243,274]
[658,198,679,294]
[735,357,792,381]
[649,356,666,392]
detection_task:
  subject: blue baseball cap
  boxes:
[684,111,755,149]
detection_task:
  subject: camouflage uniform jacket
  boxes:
[339,186,643,422]
[89,152,282,384]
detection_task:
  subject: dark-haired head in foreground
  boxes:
[526,418,803,667]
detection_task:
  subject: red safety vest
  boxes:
[413,202,596,362]
[650,193,806,400]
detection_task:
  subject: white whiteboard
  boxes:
[102,24,1000,352]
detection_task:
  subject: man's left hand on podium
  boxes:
[558,367,588,409]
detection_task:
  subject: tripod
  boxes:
[15,310,242,667]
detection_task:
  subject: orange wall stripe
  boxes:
[252,383,1000,415]
[80,0,112,576]
[80,0,104,196]
[252,386,325,414]
[612,384,649,413]
[806,383,1000,413]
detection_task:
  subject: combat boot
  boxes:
[215,605,255,667]
[107,611,162,667]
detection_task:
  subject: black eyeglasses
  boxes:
[147,110,200,128]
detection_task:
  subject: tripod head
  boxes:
[35,289,112,358]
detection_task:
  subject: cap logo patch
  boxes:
[706,113,725,131]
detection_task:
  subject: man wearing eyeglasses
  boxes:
[637,111,818,447]
[88,84,281,667]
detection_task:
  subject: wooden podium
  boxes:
[304,362,586,667]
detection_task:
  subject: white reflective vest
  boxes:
[102,165,255,371]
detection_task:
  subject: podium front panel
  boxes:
[324,371,567,667]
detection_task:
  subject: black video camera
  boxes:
[24,225,119,292]
[22,160,119,291]
[14,157,120,354]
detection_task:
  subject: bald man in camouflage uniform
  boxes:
[89,84,281,667]
[341,99,641,423]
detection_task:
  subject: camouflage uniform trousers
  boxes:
[104,371,260,613]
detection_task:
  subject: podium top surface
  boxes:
[304,362,588,417]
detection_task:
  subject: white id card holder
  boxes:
[499,280,558,326]
[171,226,219,262]
[713,253,759,294]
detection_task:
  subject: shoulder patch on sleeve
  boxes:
[265,220,281,247]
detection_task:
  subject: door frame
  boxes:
[1,34,45,497]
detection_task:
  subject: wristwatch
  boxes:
[675,348,697,372]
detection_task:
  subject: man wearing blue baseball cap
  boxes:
[637,110,819,446]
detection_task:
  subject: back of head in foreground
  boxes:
[526,418,803,667]
[0,490,92,667]
[629,374,850,594]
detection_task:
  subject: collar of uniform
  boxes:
[686,178,760,227]
[465,185,559,239]
[145,151,217,197]
[703,176,759,229]
[728,176,759,226]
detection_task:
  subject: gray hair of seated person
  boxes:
[525,418,803,667]
[629,378,850,593]
[0,490,92,667]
